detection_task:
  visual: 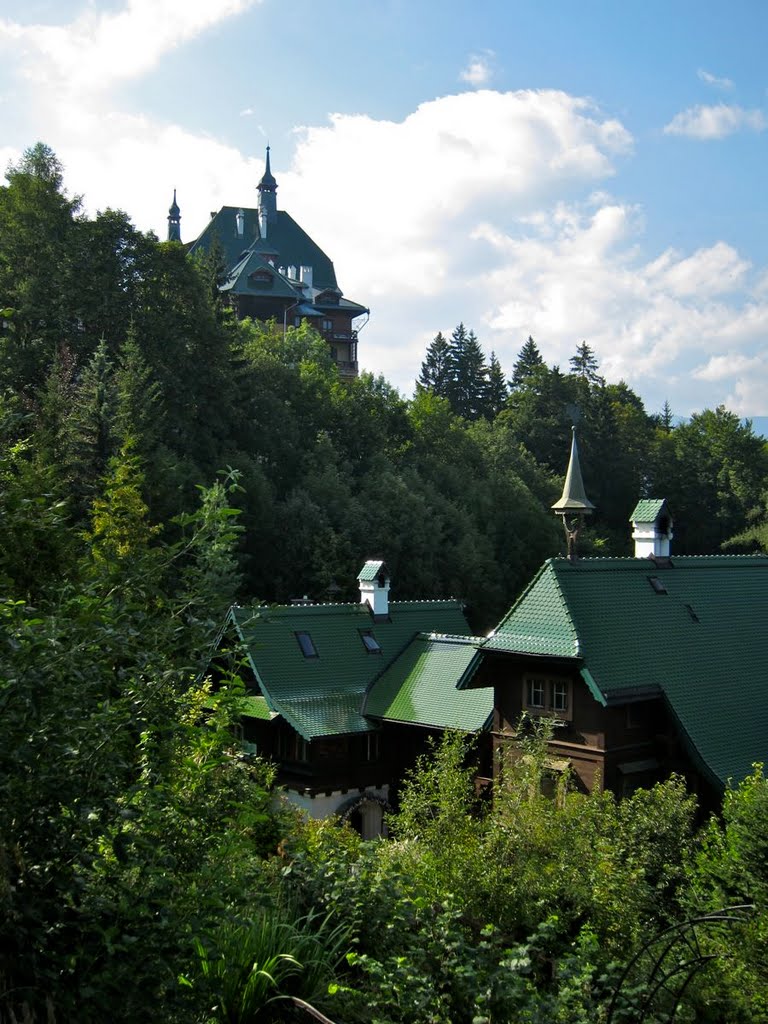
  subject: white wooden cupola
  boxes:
[630,499,673,558]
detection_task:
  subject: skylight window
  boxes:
[295,631,318,658]
[360,630,382,654]
[648,576,667,594]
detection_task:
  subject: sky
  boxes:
[1,0,767,419]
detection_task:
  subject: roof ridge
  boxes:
[417,631,486,644]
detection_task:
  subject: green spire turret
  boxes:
[552,427,595,514]
[552,427,594,561]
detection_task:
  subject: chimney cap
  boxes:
[630,498,671,525]
[358,559,390,584]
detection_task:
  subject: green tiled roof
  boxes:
[236,695,274,720]
[189,207,339,290]
[490,555,768,788]
[630,498,668,522]
[364,633,493,731]
[358,560,387,582]
[230,600,471,740]
[220,252,299,299]
[483,560,581,658]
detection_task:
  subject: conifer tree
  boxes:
[484,351,509,419]
[63,339,116,513]
[114,329,164,457]
[510,336,544,390]
[448,324,487,421]
[570,341,602,384]
[417,331,453,397]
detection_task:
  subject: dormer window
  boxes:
[248,269,274,288]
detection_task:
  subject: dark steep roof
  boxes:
[189,207,339,290]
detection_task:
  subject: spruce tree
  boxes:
[570,341,602,384]
[417,331,453,397]
[510,336,544,390]
[114,328,164,457]
[448,324,487,421]
[484,351,509,419]
[63,339,116,514]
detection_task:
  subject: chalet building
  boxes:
[461,435,768,808]
[169,148,368,378]
[216,561,492,838]
[215,431,767,822]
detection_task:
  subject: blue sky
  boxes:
[1,0,767,418]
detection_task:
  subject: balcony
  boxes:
[336,359,358,378]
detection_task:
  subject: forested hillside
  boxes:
[2,145,768,1022]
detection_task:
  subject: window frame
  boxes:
[295,631,319,659]
[359,629,382,654]
[523,675,572,721]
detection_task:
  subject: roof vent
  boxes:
[648,576,667,594]
[358,560,390,620]
[631,499,673,558]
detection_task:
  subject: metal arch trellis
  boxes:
[605,904,754,1024]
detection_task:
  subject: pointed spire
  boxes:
[167,189,181,242]
[259,145,277,189]
[552,427,594,562]
[257,145,278,226]
[552,427,595,514]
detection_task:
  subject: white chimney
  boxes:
[630,499,673,558]
[358,560,390,619]
[300,265,313,290]
[236,209,245,237]
[287,265,297,280]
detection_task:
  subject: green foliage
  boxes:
[510,335,544,390]
[417,330,453,397]
[684,767,768,1021]
[0,466,281,1022]
[184,903,350,1023]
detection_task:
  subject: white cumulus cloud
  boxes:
[459,51,495,88]
[0,0,260,93]
[664,103,766,139]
